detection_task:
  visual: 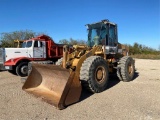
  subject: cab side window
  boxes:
[109,25,117,46]
[34,41,43,47]
[40,41,43,47]
[34,41,38,47]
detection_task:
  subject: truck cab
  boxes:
[21,40,46,59]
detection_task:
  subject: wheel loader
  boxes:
[22,19,135,109]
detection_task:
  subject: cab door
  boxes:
[105,24,118,54]
[33,41,44,58]
[108,25,118,46]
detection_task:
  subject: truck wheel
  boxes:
[55,58,63,65]
[80,56,109,93]
[117,56,135,82]
[16,62,28,77]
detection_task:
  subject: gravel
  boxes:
[0,59,160,120]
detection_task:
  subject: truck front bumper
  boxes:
[0,64,12,71]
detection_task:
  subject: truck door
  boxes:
[33,41,45,58]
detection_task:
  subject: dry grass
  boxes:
[131,54,160,59]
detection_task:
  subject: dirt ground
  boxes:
[0,59,160,120]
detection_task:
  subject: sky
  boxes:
[0,0,159,49]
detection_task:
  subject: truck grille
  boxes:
[0,48,4,64]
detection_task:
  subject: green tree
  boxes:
[133,42,140,54]
[126,43,160,55]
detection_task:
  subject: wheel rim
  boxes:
[95,66,105,84]
[128,61,133,75]
[21,65,28,75]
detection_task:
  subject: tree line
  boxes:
[0,30,36,47]
[0,30,159,56]
[0,30,86,47]
[126,43,160,55]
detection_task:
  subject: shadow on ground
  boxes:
[133,71,139,80]
[79,71,139,103]
[79,74,120,102]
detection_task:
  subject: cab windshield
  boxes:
[87,23,107,47]
[22,41,32,48]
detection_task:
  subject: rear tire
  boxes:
[16,62,28,77]
[80,56,109,93]
[117,56,135,82]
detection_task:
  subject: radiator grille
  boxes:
[0,48,4,64]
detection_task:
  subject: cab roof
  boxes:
[86,19,116,26]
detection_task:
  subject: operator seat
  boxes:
[93,36,100,45]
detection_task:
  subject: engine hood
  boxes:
[5,48,28,61]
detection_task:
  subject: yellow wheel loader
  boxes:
[22,19,135,109]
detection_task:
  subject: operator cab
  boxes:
[86,19,118,54]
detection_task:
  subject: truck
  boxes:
[0,34,64,77]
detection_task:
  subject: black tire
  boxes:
[117,56,135,82]
[80,56,109,93]
[55,58,63,65]
[28,62,32,75]
[16,62,28,77]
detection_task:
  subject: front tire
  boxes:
[80,56,109,93]
[117,56,135,82]
[16,62,28,77]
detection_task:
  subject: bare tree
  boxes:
[59,39,69,44]
[0,30,45,47]
[59,38,86,45]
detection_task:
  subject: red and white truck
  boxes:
[0,35,64,77]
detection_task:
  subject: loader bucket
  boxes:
[22,63,82,109]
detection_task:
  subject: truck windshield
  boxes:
[22,41,32,48]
